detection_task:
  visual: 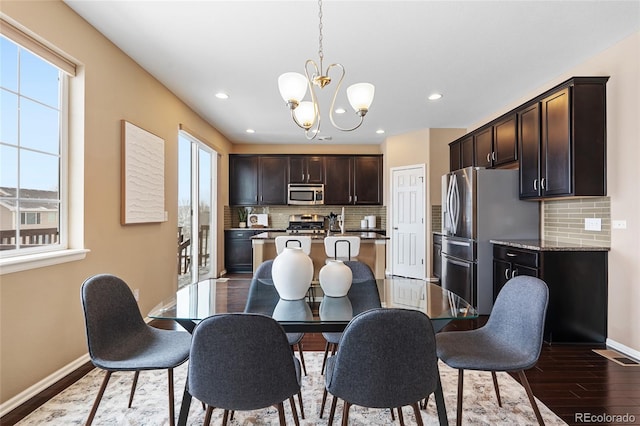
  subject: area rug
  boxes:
[16,352,566,425]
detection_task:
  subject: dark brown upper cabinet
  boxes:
[289,156,324,184]
[449,140,461,172]
[229,155,288,206]
[324,155,383,205]
[519,77,608,199]
[474,127,494,168]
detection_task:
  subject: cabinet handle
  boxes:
[307,173,310,181]
[354,195,358,203]
[486,153,491,163]
[349,195,352,203]
[505,269,510,280]
[541,177,546,189]
[492,151,496,161]
[511,269,518,278]
[506,253,517,257]
[533,179,538,190]
[301,172,304,181]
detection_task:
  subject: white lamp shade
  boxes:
[293,101,316,129]
[278,72,308,103]
[347,82,375,112]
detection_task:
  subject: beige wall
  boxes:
[381,128,465,276]
[0,1,234,404]
[467,32,640,354]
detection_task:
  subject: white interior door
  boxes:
[391,165,426,279]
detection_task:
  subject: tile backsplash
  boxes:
[225,205,386,230]
[543,197,610,247]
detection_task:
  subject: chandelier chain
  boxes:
[317,0,324,70]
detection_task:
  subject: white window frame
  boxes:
[0,17,87,275]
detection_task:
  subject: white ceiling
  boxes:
[64,0,640,145]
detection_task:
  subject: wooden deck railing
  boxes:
[0,228,59,250]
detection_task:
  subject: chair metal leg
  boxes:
[128,371,139,408]
[328,395,338,426]
[341,401,351,426]
[391,407,396,420]
[296,343,307,376]
[517,370,545,426]
[434,373,449,426]
[297,390,305,419]
[289,396,300,426]
[168,368,175,426]
[320,388,328,418]
[222,409,229,426]
[85,371,112,426]
[277,402,287,426]
[412,402,424,426]
[203,406,214,426]
[321,341,331,375]
[491,371,502,407]
[456,369,464,426]
[398,406,405,425]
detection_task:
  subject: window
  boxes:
[0,18,79,269]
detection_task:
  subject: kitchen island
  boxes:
[252,232,388,279]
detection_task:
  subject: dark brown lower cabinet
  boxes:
[493,244,607,344]
[225,230,260,273]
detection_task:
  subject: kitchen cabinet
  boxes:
[289,156,324,184]
[475,115,517,168]
[493,244,607,344]
[229,155,288,206]
[229,155,259,206]
[225,229,261,273]
[449,140,461,172]
[519,77,608,199]
[461,136,474,168]
[432,233,442,279]
[258,156,288,205]
[324,155,383,205]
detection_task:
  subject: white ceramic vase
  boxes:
[271,247,314,300]
[319,260,353,297]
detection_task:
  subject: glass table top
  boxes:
[149,277,478,332]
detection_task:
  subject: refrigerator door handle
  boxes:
[445,176,455,234]
[451,176,460,235]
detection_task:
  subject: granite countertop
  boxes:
[490,239,610,252]
[252,231,389,241]
[226,227,286,231]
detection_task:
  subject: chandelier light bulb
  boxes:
[293,101,316,129]
[278,72,308,106]
[347,83,375,115]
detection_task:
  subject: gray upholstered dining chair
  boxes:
[80,274,191,426]
[323,308,448,426]
[320,261,375,376]
[253,259,308,377]
[436,275,549,426]
[188,313,302,426]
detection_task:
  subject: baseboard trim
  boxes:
[606,338,640,362]
[0,353,91,418]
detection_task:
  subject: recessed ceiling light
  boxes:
[335,107,346,114]
[246,129,255,134]
[215,92,229,99]
[428,93,443,101]
[376,129,385,134]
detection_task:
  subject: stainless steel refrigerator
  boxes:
[441,167,539,314]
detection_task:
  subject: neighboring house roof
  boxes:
[0,187,59,212]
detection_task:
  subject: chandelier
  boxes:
[277,0,375,140]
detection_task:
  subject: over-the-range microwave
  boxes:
[288,183,324,205]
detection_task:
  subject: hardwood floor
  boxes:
[2,309,639,425]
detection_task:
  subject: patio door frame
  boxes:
[178,130,218,286]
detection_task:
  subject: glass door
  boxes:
[178,132,217,288]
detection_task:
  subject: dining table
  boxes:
[149,276,477,334]
[148,276,476,426]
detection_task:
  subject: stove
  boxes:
[287,214,326,234]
